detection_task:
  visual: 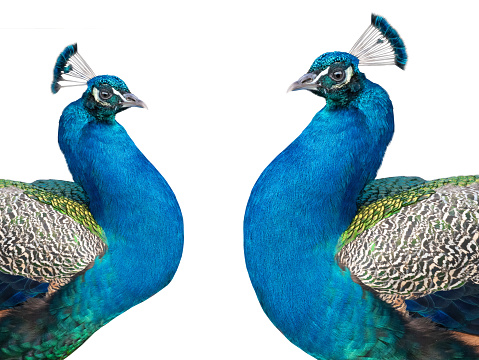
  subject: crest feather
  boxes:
[350,14,407,69]
[51,44,96,94]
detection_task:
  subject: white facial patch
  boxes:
[313,67,330,83]
[112,88,127,102]
[92,87,112,107]
[331,66,354,89]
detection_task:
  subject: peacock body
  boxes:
[244,15,479,359]
[0,45,183,359]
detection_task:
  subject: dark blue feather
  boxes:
[406,283,479,334]
[51,44,77,94]
[0,273,48,309]
[371,14,408,69]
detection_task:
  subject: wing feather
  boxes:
[0,180,106,309]
[338,176,479,333]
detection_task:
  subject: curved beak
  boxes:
[287,73,320,93]
[120,93,148,109]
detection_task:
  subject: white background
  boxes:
[1,1,478,359]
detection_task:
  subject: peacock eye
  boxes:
[330,69,345,82]
[99,90,112,100]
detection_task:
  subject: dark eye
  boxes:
[99,90,112,100]
[329,69,345,82]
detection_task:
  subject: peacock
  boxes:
[0,44,184,359]
[244,14,479,359]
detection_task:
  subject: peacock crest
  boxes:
[51,43,96,93]
[350,14,407,69]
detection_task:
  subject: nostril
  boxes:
[123,94,136,101]
[299,73,316,84]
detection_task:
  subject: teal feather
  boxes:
[31,179,89,206]
[371,14,407,68]
[357,176,426,207]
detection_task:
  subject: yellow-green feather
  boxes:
[337,175,479,252]
[0,179,105,243]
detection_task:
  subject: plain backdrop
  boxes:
[0,1,478,359]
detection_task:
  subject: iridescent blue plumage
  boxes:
[406,283,479,334]
[0,45,183,358]
[245,14,479,359]
[0,273,48,309]
[308,51,359,73]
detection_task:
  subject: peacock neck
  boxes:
[56,100,183,322]
[246,79,394,251]
[244,79,397,357]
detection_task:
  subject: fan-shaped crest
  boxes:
[350,14,407,69]
[51,44,96,94]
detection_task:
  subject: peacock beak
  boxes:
[120,93,148,109]
[287,73,320,92]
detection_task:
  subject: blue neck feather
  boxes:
[244,79,401,357]
[56,99,183,322]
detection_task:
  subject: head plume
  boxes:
[349,14,407,69]
[51,44,96,94]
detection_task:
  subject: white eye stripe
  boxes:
[313,67,330,83]
[314,66,354,86]
[312,65,354,89]
[112,88,127,102]
[92,87,126,106]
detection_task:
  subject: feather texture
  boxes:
[0,183,106,286]
[338,179,479,311]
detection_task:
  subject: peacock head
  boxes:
[288,52,363,105]
[51,44,146,121]
[288,14,407,105]
[82,76,147,120]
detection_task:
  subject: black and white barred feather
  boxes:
[0,186,106,287]
[338,183,479,309]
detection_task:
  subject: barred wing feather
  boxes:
[0,180,106,309]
